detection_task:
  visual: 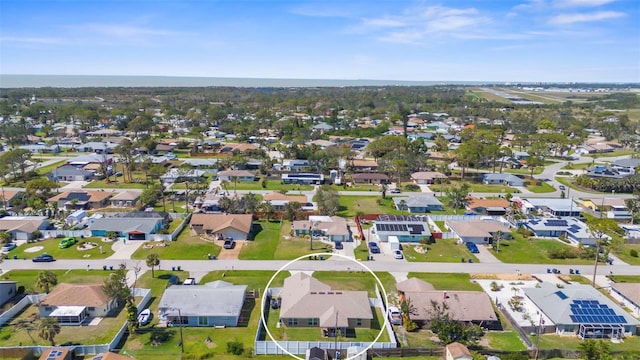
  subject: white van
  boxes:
[388,306,402,325]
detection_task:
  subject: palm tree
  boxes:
[35,271,58,293]
[261,202,276,222]
[398,199,407,214]
[38,317,60,346]
[231,176,239,194]
[146,254,160,278]
[220,180,230,195]
[493,230,504,252]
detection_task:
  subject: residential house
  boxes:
[0,216,50,240]
[512,150,529,161]
[582,198,632,222]
[281,173,324,185]
[19,144,61,153]
[86,129,124,138]
[291,216,351,243]
[396,278,499,329]
[39,349,73,360]
[277,159,310,172]
[263,192,313,211]
[47,191,113,210]
[609,283,640,318]
[217,170,257,182]
[612,158,640,175]
[235,158,263,170]
[576,143,615,155]
[393,194,444,213]
[523,217,597,246]
[38,283,117,325]
[279,273,373,332]
[586,165,629,179]
[89,217,164,240]
[189,213,253,240]
[350,159,378,172]
[411,171,447,185]
[373,215,431,242]
[312,122,334,133]
[110,191,141,208]
[0,189,22,209]
[466,197,510,216]
[65,209,88,226]
[445,342,473,360]
[182,158,219,169]
[158,280,247,327]
[482,173,525,187]
[519,198,581,217]
[308,139,336,149]
[444,219,510,245]
[523,283,639,339]
[76,141,118,154]
[47,165,95,182]
[160,168,207,184]
[218,143,259,154]
[65,153,113,168]
[0,281,17,307]
[350,173,389,185]
[194,193,224,212]
[153,143,177,155]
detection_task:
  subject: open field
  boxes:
[489,233,597,265]
[2,269,115,293]
[131,226,220,260]
[406,272,483,291]
[613,244,640,266]
[222,179,313,192]
[312,271,397,297]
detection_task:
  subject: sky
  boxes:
[0,0,638,83]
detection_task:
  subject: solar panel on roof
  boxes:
[570,315,578,322]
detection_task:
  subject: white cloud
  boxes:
[361,17,406,28]
[548,10,625,24]
[554,0,617,8]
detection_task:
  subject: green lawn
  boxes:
[484,331,527,351]
[6,237,115,260]
[338,196,402,217]
[223,179,312,192]
[1,269,115,294]
[131,226,220,260]
[239,220,334,260]
[613,244,640,266]
[85,179,148,189]
[429,181,515,194]
[534,333,640,353]
[353,240,372,261]
[405,273,483,291]
[35,160,66,175]
[489,233,596,265]
[125,270,289,360]
[608,275,640,283]
[526,181,556,193]
[403,241,478,263]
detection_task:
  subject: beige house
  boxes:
[444,219,511,245]
[291,216,350,243]
[350,172,389,185]
[38,283,116,325]
[411,171,447,185]
[110,190,141,208]
[396,278,499,329]
[262,192,310,211]
[279,273,372,333]
[189,213,253,240]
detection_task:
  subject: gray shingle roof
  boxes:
[159,281,247,317]
[89,217,161,233]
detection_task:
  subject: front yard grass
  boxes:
[2,269,114,294]
[429,181,515,194]
[489,233,595,265]
[131,226,220,260]
[526,181,556,193]
[612,244,640,266]
[239,220,333,260]
[338,196,402,217]
[403,240,478,263]
[6,237,115,261]
[406,273,483,291]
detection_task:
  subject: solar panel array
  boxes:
[65,192,90,201]
[568,224,581,234]
[544,219,568,227]
[569,300,627,324]
[408,224,425,234]
[376,223,408,232]
[377,215,427,222]
[47,350,64,360]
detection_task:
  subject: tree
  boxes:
[579,339,611,360]
[284,201,302,221]
[146,253,160,278]
[103,263,132,306]
[261,202,276,222]
[35,271,58,293]
[445,183,470,211]
[315,185,340,216]
[0,232,10,244]
[38,317,61,346]
[428,300,484,346]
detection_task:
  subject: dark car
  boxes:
[368,241,380,254]
[270,297,281,309]
[32,254,55,262]
[559,185,566,190]
[334,242,343,250]
[390,189,402,194]
[223,239,236,249]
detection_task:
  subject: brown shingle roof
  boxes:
[396,278,435,292]
[39,283,110,307]
[466,197,510,209]
[262,192,308,203]
[350,173,389,180]
[351,159,378,167]
[47,191,113,203]
[189,213,253,234]
[411,171,447,181]
[0,190,21,202]
[405,290,497,323]
[110,191,141,201]
[446,342,472,358]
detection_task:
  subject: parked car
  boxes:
[270,297,281,309]
[59,237,77,249]
[223,239,236,249]
[32,254,55,262]
[368,241,380,254]
[137,308,151,325]
[1,242,17,253]
[390,188,402,194]
[393,249,404,259]
[183,277,196,285]
[388,306,403,325]
[168,275,180,285]
[559,185,566,190]
[334,242,343,250]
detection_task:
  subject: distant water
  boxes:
[0,74,492,88]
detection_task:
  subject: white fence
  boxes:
[0,288,152,356]
[41,230,92,238]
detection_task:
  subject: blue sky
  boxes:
[1,0,638,82]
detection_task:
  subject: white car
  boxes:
[393,249,404,259]
[183,277,196,285]
[388,306,403,325]
[1,243,16,253]
[137,308,151,326]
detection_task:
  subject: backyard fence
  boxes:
[41,230,92,238]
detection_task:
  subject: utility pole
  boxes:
[592,197,605,287]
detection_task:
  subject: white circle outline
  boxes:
[260,252,389,360]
